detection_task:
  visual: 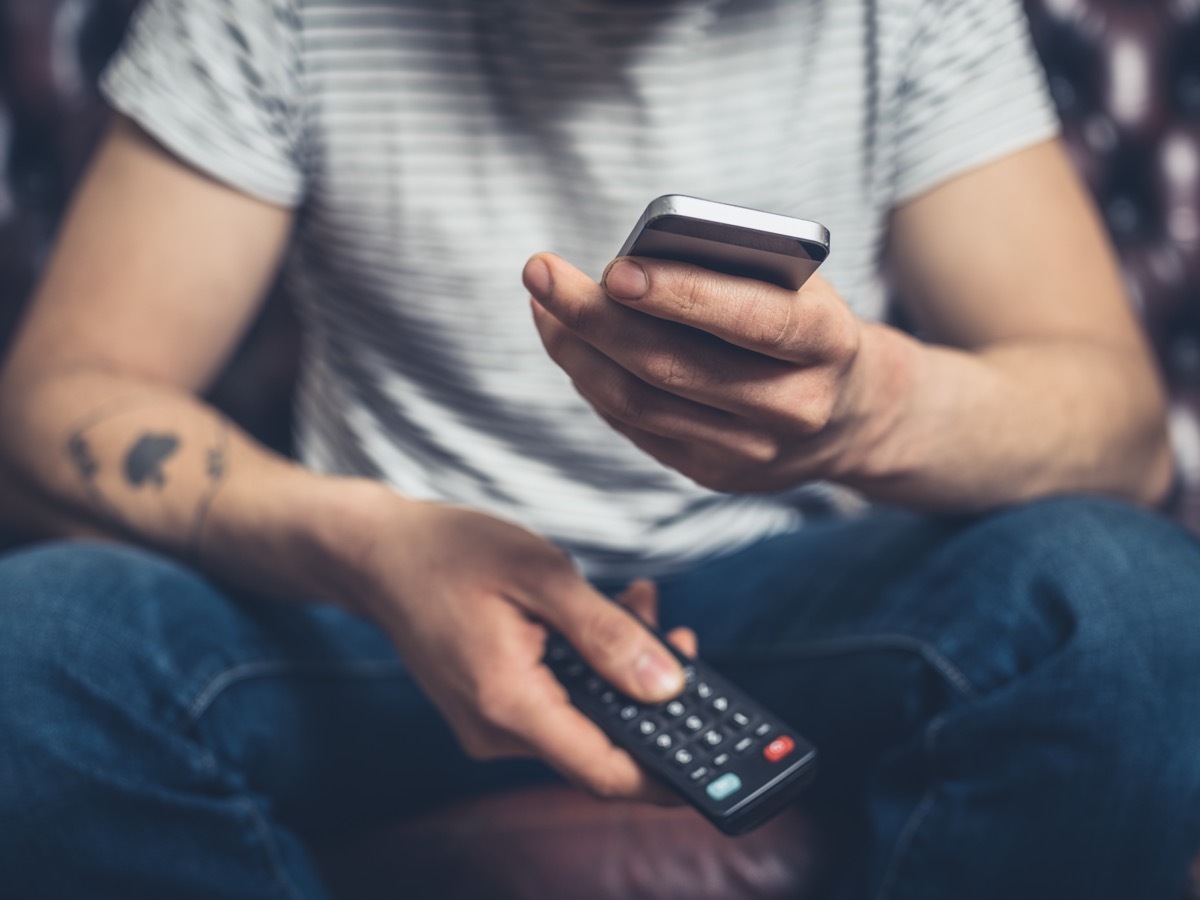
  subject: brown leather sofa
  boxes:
[2,1,1199,897]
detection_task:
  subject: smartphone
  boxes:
[616,195,830,292]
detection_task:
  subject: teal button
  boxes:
[705,772,742,801]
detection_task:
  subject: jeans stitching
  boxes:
[182,658,407,730]
[876,712,951,900]
[709,633,981,700]
[876,783,939,900]
[237,797,307,900]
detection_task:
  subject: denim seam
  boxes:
[876,711,951,900]
[876,785,939,900]
[237,796,306,900]
[708,633,981,700]
[182,658,407,730]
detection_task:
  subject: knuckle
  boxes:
[587,768,632,801]
[643,349,694,391]
[834,314,861,360]
[459,731,496,761]
[797,391,836,434]
[614,384,650,427]
[578,607,637,663]
[554,293,591,333]
[474,682,519,730]
[739,432,782,466]
[530,551,582,598]
[666,267,706,318]
[754,296,800,355]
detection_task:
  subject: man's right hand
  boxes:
[354,498,691,803]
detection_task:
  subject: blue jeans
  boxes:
[2,497,1200,899]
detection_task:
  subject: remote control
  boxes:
[544,632,818,835]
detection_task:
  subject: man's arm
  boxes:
[0,118,686,802]
[858,138,1172,509]
[526,139,1172,512]
[0,117,345,589]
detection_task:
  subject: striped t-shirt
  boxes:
[102,0,1059,579]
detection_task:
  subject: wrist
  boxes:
[826,321,923,485]
[288,474,421,617]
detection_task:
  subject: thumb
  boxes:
[541,582,685,704]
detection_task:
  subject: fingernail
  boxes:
[524,257,552,298]
[603,259,648,300]
[635,649,684,699]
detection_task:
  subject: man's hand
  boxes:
[524,252,896,493]
[524,143,1174,511]
[356,498,695,803]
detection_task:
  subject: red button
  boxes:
[763,736,795,763]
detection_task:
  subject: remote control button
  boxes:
[702,729,724,748]
[673,748,694,767]
[696,682,713,699]
[665,700,685,717]
[689,766,710,782]
[599,690,617,707]
[619,705,639,722]
[564,661,586,679]
[705,773,742,801]
[584,676,603,694]
[764,735,796,763]
[546,641,571,664]
[711,696,729,713]
[734,736,754,753]
[654,732,674,751]
[682,665,697,684]
[712,752,730,768]
[754,721,772,738]
[684,715,704,732]
[730,712,751,729]
[637,719,658,736]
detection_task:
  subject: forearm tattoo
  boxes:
[63,398,233,559]
[188,420,230,561]
[123,434,181,488]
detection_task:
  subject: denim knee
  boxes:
[937,499,1200,852]
[856,499,1200,898]
[0,542,231,824]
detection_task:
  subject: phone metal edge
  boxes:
[621,194,831,257]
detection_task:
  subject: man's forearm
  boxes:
[0,367,390,609]
[837,323,1174,512]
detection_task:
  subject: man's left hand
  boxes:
[524,252,897,493]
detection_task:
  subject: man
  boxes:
[1,0,1198,897]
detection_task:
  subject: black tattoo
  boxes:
[123,434,181,489]
[188,421,230,562]
[67,434,99,481]
[65,427,120,520]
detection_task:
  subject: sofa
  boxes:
[2,0,1199,897]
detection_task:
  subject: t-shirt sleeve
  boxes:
[100,0,306,207]
[888,0,1060,204]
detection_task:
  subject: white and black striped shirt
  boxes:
[103,0,1058,579]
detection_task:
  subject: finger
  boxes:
[603,255,859,366]
[617,578,659,628]
[534,302,789,448]
[532,293,798,428]
[511,670,679,803]
[518,569,685,705]
[665,626,698,659]
[595,410,784,494]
